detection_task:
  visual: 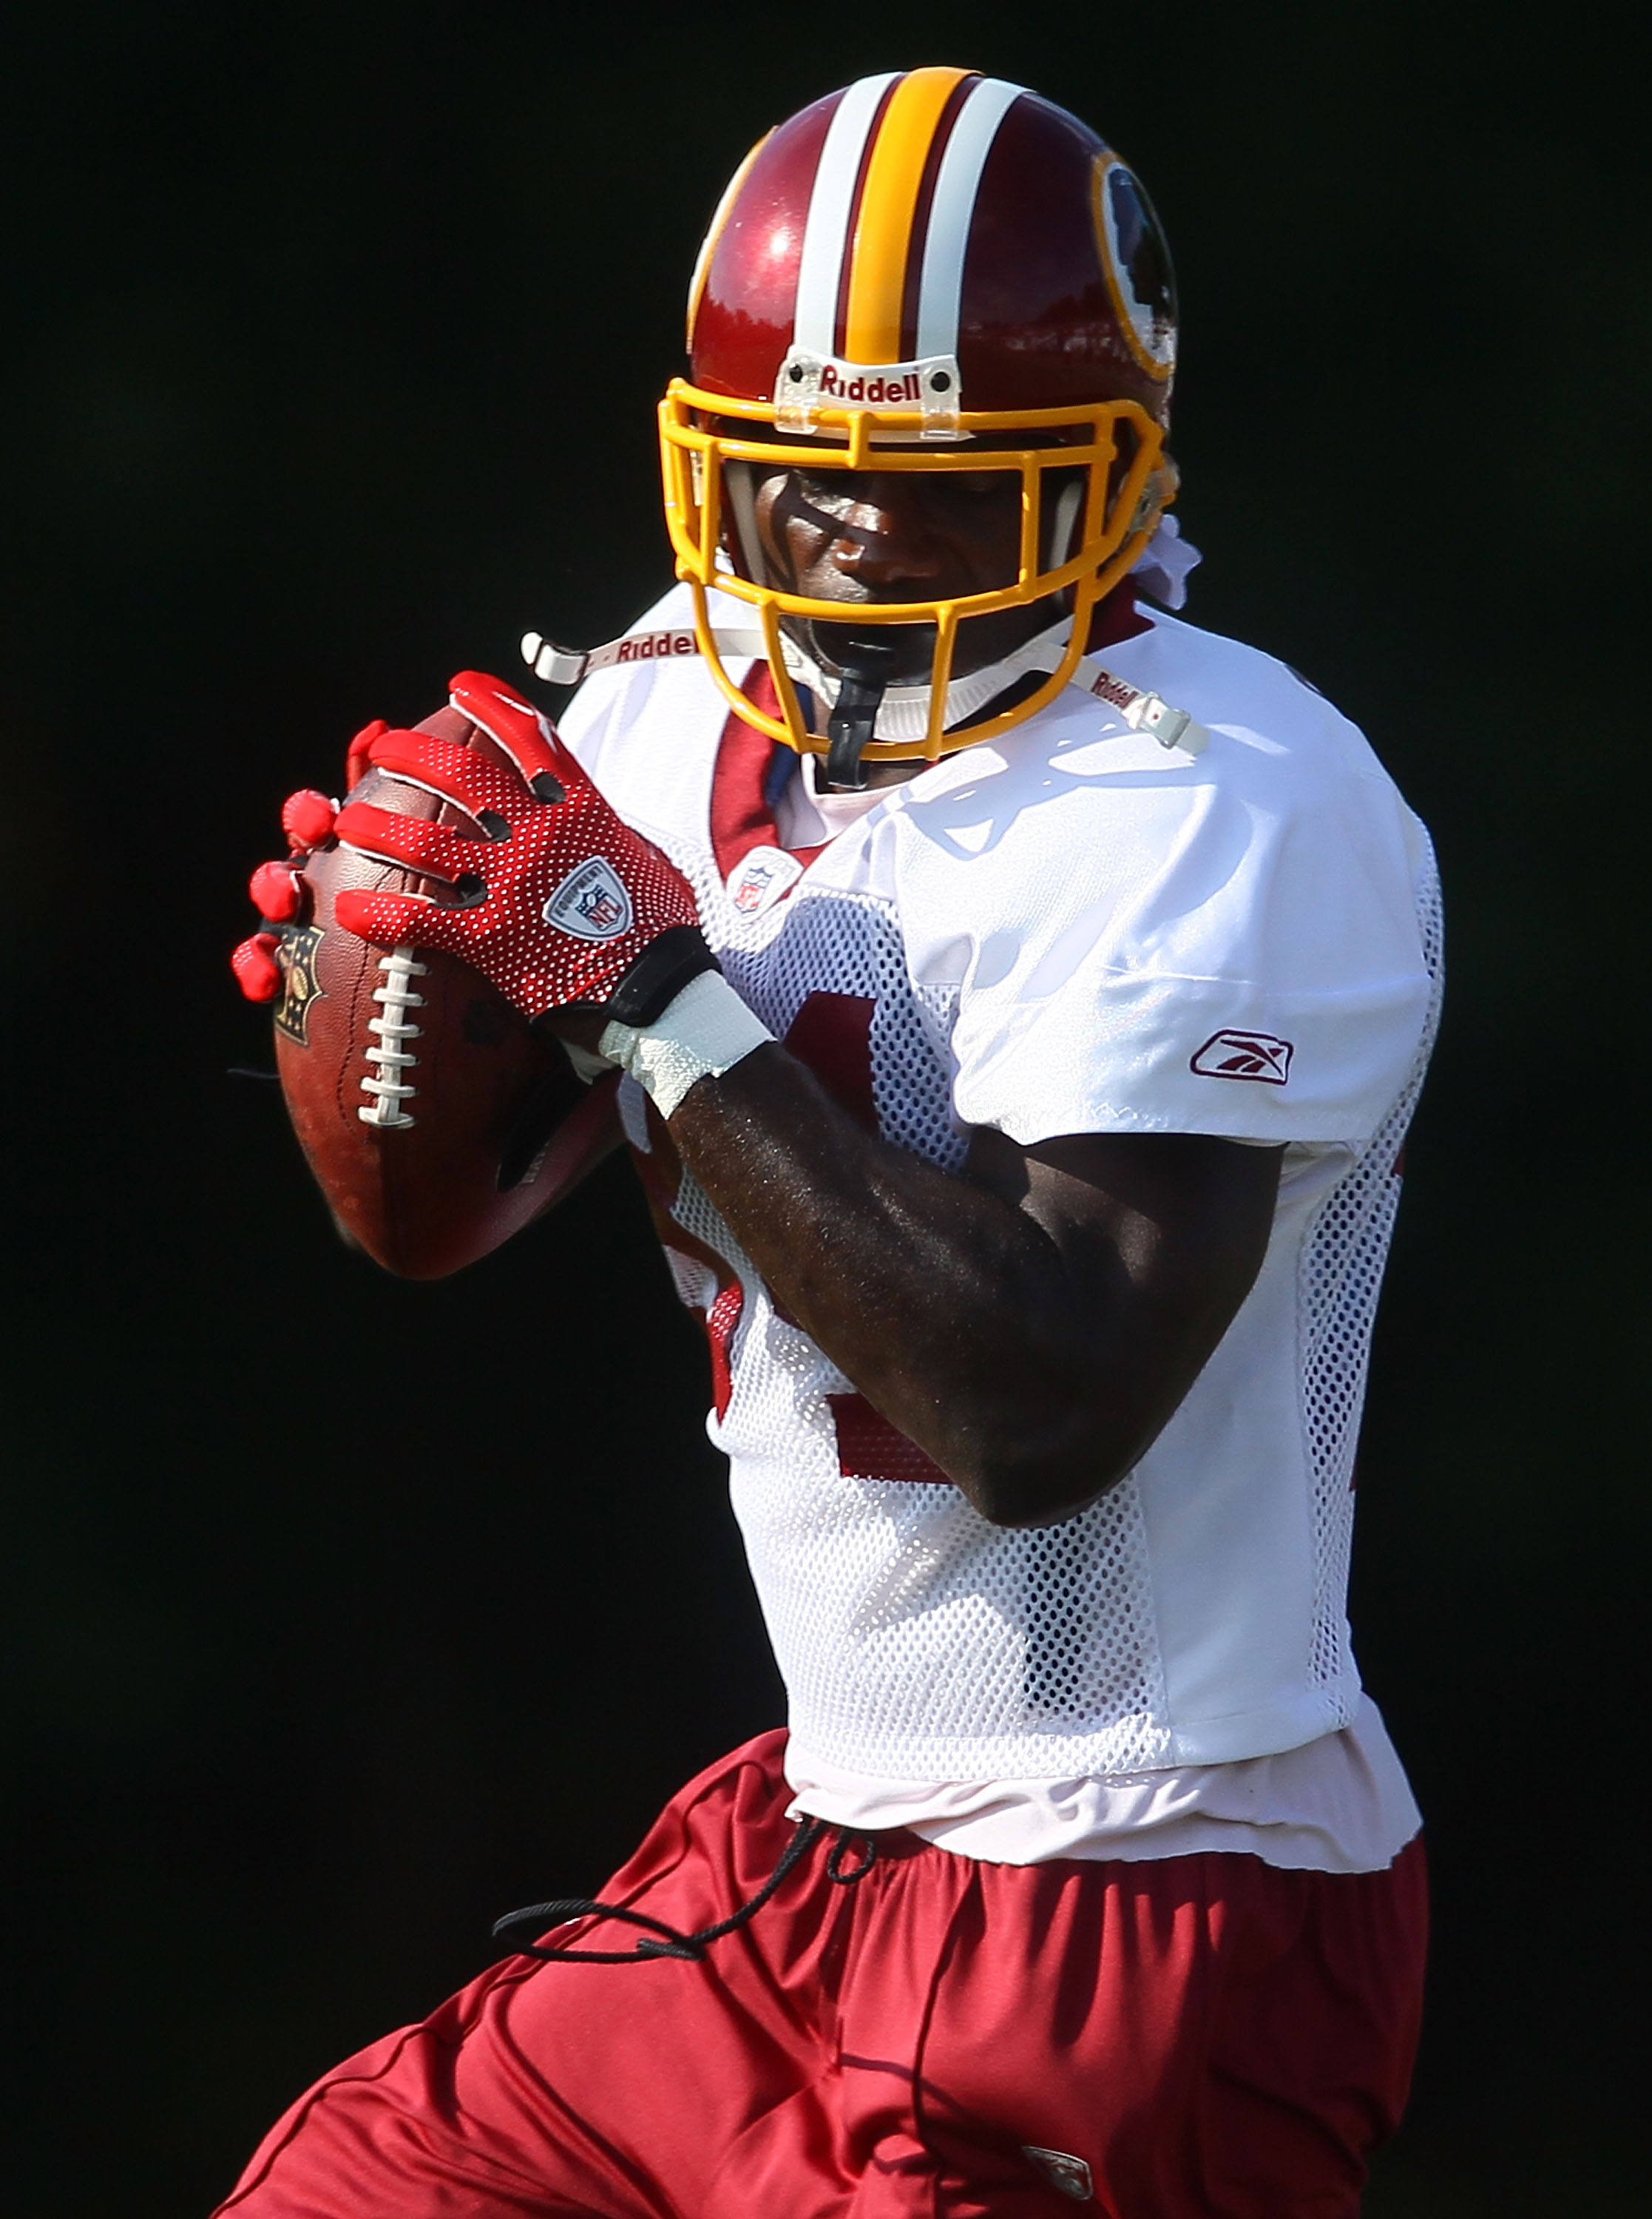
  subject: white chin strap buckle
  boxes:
[1084,678,1206,754]
[520,627,708,688]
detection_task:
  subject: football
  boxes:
[271,704,621,1278]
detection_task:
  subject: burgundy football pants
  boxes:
[216,1729,1426,2219]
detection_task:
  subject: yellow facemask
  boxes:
[658,384,1172,766]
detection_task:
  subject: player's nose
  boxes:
[827,477,944,587]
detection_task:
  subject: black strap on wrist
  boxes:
[600,925,720,1028]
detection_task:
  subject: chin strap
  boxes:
[521,616,1208,760]
[776,621,1050,745]
[823,639,900,790]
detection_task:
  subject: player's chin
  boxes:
[797,615,938,687]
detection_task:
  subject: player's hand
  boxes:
[330,671,714,1025]
[229,786,342,1002]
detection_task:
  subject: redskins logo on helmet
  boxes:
[660,68,1180,769]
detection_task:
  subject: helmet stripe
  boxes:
[914,76,1024,362]
[793,73,899,357]
[841,66,972,365]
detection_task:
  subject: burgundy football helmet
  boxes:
[659,67,1179,769]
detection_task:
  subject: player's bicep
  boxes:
[965,1124,1282,1437]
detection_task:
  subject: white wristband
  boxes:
[558,1038,617,1086]
[598,969,774,1120]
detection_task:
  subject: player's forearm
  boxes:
[667,1047,1168,1524]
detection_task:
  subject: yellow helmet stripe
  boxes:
[842,66,972,365]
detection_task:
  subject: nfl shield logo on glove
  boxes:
[544,858,635,941]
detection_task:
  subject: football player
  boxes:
[226,68,1440,2219]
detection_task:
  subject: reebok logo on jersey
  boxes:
[1191,1030,1294,1084]
[1021,2147,1095,2202]
[543,858,634,941]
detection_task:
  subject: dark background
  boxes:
[1,4,1644,2212]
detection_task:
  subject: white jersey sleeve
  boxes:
[870,610,1435,1148]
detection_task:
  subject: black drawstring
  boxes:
[824,1828,878,1883]
[491,1817,880,1965]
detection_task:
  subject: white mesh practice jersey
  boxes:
[558,583,1442,1782]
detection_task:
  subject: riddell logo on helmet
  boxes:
[816,366,924,405]
[774,350,964,434]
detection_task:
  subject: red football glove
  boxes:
[230,786,341,1002]
[331,672,714,1025]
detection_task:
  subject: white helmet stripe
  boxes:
[792,73,899,357]
[914,77,1023,362]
